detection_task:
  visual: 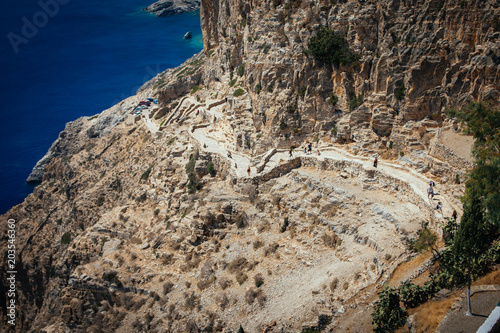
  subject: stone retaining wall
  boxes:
[207,98,227,110]
[255,157,302,182]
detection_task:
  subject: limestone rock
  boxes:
[144,0,200,17]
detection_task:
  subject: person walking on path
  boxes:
[451,210,457,221]
[436,201,442,213]
[307,142,312,154]
[289,147,293,158]
[427,185,434,199]
[247,166,251,176]
[373,157,378,168]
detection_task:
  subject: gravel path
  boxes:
[176,97,462,219]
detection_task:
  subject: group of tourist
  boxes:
[289,142,322,158]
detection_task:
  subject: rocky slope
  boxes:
[144,0,200,17]
[2,0,498,332]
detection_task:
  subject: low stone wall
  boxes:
[255,148,277,172]
[207,98,227,110]
[428,141,473,170]
[191,122,211,132]
[256,157,302,182]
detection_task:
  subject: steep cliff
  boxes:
[2,0,499,332]
[197,0,498,155]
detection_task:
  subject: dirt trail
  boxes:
[153,96,461,220]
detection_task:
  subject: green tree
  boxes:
[452,196,492,315]
[372,285,408,333]
[307,27,359,66]
[399,282,429,308]
[448,102,500,228]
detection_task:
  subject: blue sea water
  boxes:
[0,0,203,214]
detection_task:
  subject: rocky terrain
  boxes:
[144,0,200,17]
[2,0,499,332]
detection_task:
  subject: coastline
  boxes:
[0,1,202,215]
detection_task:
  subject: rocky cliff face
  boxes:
[1,0,497,332]
[198,0,498,149]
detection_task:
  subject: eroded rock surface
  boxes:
[144,0,200,16]
[3,0,497,331]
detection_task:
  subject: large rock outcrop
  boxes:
[144,0,200,16]
[198,0,499,153]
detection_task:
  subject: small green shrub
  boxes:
[372,285,408,333]
[102,271,123,287]
[61,232,71,244]
[255,82,262,94]
[389,140,393,149]
[237,64,245,77]
[348,93,363,111]
[185,151,200,193]
[136,192,147,202]
[96,195,105,207]
[279,121,287,131]
[167,136,176,145]
[207,160,216,176]
[331,125,337,136]
[229,78,237,87]
[254,273,264,287]
[407,222,438,256]
[400,151,405,157]
[298,86,307,98]
[394,83,406,101]
[329,93,338,105]
[140,165,153,181]
[234,88,245,97]
[191,85,201,94]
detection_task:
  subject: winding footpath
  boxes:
[156,96,461,220]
